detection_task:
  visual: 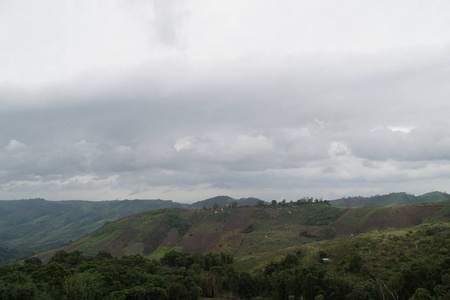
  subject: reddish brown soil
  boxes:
[160,228,179,247]
[142,223,170,255]
[178,231,222,252]
[223,208,253,231]
[106,229,139,256]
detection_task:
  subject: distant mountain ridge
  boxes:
[189,195,262,209]
[330,191,450,207]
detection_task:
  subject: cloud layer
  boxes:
[1,1,450,202]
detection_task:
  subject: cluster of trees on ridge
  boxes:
[206,197,330,210]
[1,222,448,300]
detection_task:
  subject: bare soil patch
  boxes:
[160,228,179,247]
[142,222,170,255]
[223,207,253,231]
[106,229,139,257]
[178,231,223,252]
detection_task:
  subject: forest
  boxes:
[0,221,448,300]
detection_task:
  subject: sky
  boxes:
[1,0,450,202]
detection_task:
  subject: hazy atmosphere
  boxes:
[1,0,450,202]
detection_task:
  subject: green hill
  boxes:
[38,200,450,263]
[0,198,183,252]
[330,191,450,207]
[1,193,448,265]
[189,196,261,209]
[7,220,449,300]
[231,221,450,299]
[0,196,263,264]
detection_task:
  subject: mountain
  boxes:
[330,191,450,207]
[0,198,184,252]
[37,200,450,262]
[0,196,264,263]
[189,195,262,209]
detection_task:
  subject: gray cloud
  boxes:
[1,46,450,201]
[151,0,188,48]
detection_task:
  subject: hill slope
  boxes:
[38,200,450,262]
[0,196,263,264]
[3,221,448,300]
[1,192,448,264]
[0,198,184,252]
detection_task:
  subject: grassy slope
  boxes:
[232,221,450,276]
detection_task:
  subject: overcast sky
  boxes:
[1,0,450,202]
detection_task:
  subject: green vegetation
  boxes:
[331,191,450,207]
[0,196,262,262]
[1,222,448,299]
[0,245,34,265]
[0,192,447,264]
[0,198,185,254]
[36,200,449,264]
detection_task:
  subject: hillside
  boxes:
[231,221,450,299]
[1,192,447,264]
[0,196,262,264]
[330,191,450,207]
[38,200,450,262]
[0,198,184,253]
[0,245,34,265]
[189,195,261,209]
[11,219,448,299]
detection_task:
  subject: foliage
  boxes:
[1,222,448,299]
[0,250,234,300]
[235,222,450,299]
[0,244,34,265]
[0,198,185,255]
[241,224,254,234]
[166,213,190,237]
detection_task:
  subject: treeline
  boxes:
[264,197,331,207]
[1,222,449,299]
[0,250,235,300]
[207,197,331,210]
